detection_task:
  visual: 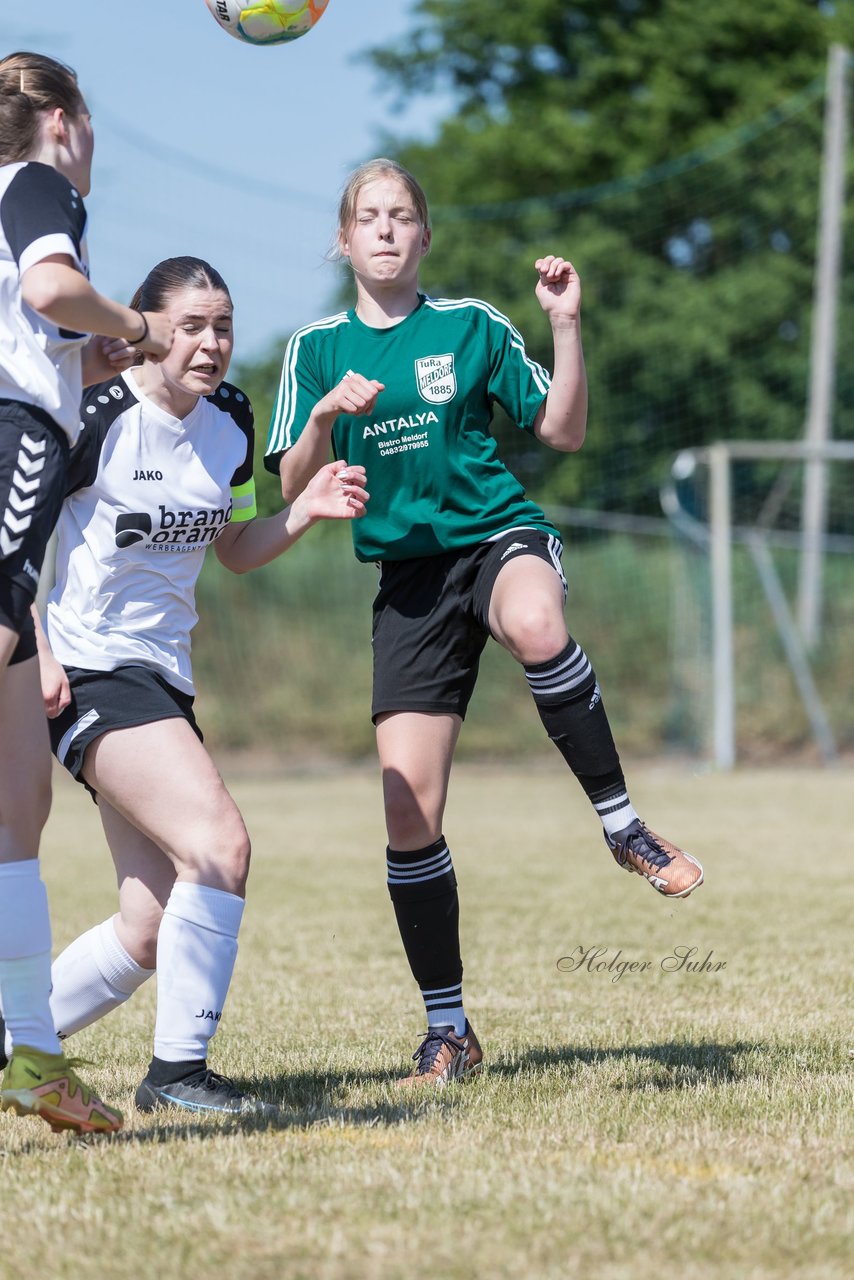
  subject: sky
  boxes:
[4,0,448,362]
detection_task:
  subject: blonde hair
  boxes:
[334,157,430,259]
[0,52,85,164]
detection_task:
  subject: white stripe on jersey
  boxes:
[424,296,552,397]
[268,312,350,456]
[17,232,83,277]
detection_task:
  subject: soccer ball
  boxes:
[203,0,330,46]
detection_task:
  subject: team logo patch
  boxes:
[115,512,152,548]
[415,354,456,404]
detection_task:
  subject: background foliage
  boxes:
[223,2,854,763]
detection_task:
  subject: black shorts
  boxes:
[0,400,69,661]
[371,528,566,721]
[49,664,203,793]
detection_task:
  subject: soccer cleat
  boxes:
[396,1022,483,1088]
[0,1046,123,1134]
[135,1067,277,1116]
[606,819,704,898]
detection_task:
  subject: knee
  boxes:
[383,772,440,849]
[505,607,568,666]
[226,829,251,894]
[209,820,251,895]
[177,815,251,896]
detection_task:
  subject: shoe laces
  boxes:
[183,1067,243,1098]
[411,1028,460,1075]
[627,824,673,870]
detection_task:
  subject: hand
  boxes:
[133,311,174,361]
[81,334,137,386]
[301,459,370,520]
[315,372,385,422]
[534,255,581,323]
[39,651,71,719]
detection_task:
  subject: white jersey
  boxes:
[46,369,257,694]
[0,161,91,443]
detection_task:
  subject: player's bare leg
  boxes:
[0,621,22,673]
[46,805,173,1044]
[377,711,482,1085]
[80,719,275,1115]
[0,657,122,1134]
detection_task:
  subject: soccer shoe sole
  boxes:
[434,1057,484,1089]
[1,1087,122,1135]
[135,1077,278,1117]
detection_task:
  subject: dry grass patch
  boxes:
[1,762,851,1280]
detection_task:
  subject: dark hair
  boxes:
[129,256,232,313]
[0,52,85,164]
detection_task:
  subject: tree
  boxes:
[365,0,854,513]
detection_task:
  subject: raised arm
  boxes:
[531,255,588,453]
[22,255,172,362]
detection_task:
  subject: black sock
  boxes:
[146,1055,206,1086]
[386,837,463,1022]
[525,637,634,822]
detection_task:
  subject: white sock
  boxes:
[153,881,244,1063]
[595,790,639,837]
[422,983,467,1038]
[428,1010,467,1038]
[0,859,61,1055]
[50,917,154,1040]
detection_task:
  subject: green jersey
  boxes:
[264,294,559,562]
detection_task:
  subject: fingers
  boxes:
[317,459,369,517]
[100,336,131,358]
[344,487,369,515]
[338,473,370,514]
[44,682,70,718]
[535,255,576,284]
[336,373,385,415]
[101,337,137,371]
[330,460,367,483]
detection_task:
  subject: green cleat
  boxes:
[1,1046,123,1134]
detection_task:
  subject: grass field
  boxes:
[2,761,851,1280]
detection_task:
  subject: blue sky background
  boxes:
[4,1,447,360]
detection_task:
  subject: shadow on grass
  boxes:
[486,1040,759,1089]
[48,1077,457,1149]
[6,1039,833,1151]
[3,1064,463,1153]
[0,1095,450,1153]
